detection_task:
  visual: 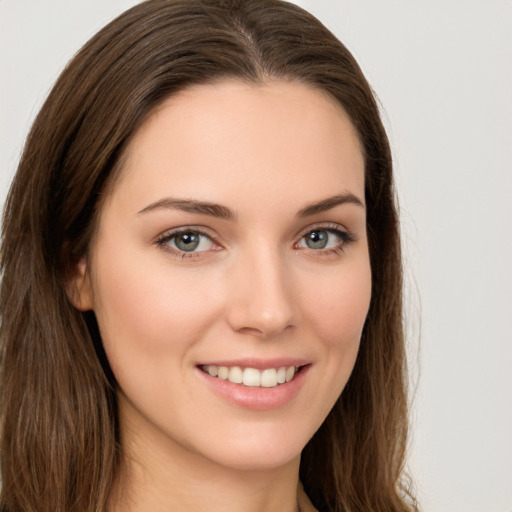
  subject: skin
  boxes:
[73,80,371,512]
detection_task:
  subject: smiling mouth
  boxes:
[200,365,302,388]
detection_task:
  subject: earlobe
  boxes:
[66,257,94,311]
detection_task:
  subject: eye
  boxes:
[157,229,216,254]
[296,227,354,251]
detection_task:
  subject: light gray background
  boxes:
[1,1,511,511]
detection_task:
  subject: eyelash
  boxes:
[295,223,356,256]
[156,227,217,260]
[156,224,356,260]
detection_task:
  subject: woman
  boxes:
[0,1,416,511]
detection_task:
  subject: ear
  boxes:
[66,257,94,311]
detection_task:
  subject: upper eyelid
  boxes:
[295,222,350,239]
[156,225,218,242]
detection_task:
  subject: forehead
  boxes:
[111,79,365,213]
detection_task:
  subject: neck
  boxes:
[109,411,301,512]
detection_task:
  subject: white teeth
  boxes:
[217,366,229,380]
[242,368,261,387]
[260,368,277,388]
[202,365,300,387]
[228,366,243,384]
[285,366,295,382]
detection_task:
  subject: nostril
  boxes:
[236,326,265,336]
[234,322,294,338]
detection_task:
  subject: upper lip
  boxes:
[196,358,310,370]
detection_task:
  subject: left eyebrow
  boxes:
[296,193,365,218]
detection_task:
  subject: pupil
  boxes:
[307,230,328,249]
[176,232,199,251]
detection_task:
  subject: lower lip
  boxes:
[196,365,311,410]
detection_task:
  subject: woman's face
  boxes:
[76,80,371,472]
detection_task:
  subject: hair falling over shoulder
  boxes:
[0,1,417,510]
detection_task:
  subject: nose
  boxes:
[226,245,295,338]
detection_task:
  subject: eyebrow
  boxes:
[138,198,235,219]
[137,192,364,219]
[296,193,364,217]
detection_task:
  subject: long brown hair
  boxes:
[0,1,416,510]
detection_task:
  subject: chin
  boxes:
[205,446,302,473]
[187,423,311,473]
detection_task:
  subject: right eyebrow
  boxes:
[137,198,236,220]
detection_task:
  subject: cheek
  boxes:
[304,254,371,400]
[292,255,371,431]
[302,257,372,349]
[89,248,224,367]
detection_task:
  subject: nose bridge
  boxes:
[227,238,294,337]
